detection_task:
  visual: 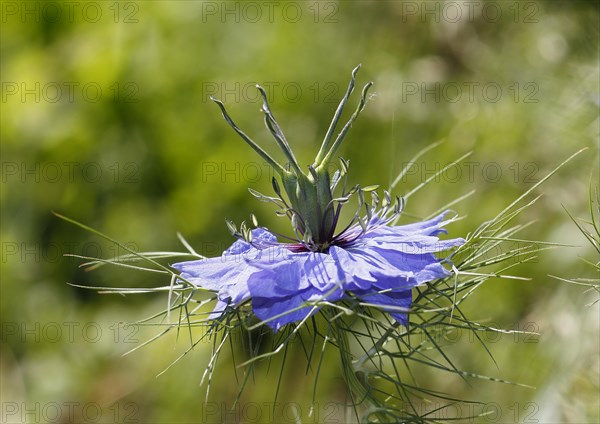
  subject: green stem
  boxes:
[333,321,391,423]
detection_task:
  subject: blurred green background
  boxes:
[1,1,598,422]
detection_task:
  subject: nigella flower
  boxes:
[173,65,464,331]
[173,212,463,331]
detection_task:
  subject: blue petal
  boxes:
[363,234,464,254]
[302,252,345,290]
[358,246,451,283]
[354,289,413,326]
[246,250,342,298]
[252,286,344,332]
[173,254,256,303]
[246,253,308,298]
[331,244,453,291]
[329,246,379,290]
[247,253,344,332]
[172,228,280,319]
[224,227,278,256]
[363,211,457,240]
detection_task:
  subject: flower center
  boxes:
[211,65,381,252]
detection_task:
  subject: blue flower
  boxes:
[174,66,464,331]
[172,211,464,332]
